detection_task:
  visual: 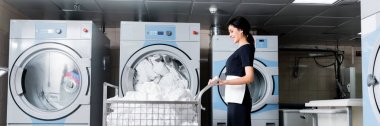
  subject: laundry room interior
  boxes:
[0,0,377,126]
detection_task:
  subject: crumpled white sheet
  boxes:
[149,55,169,76]
[135,59,158,84]
[107,54,198,126]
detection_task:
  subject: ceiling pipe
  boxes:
[210,25,228,36]
[208,5,228,36]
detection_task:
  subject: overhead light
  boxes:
[293,0,338,4]
[209,6,217,14]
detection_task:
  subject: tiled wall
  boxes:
[103,28,120,87]
[0,0,27,125]
[279,45,362,105]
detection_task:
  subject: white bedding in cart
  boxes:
[107,54,199,125]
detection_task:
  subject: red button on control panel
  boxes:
[192,31,198,35]
[83,28,88,33]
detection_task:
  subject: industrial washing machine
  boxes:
[362,0,380,125]
[212,35,279,126]
[7,20,109,126]
[119,21,200,97]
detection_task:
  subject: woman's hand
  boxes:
[208,79,213,85]
[208,76,221,85]
[218,80,228,85]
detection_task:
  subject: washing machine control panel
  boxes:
[256,38,268,48]
[121,22,200,41]
[145,25,176,40]
[35,22,67,38]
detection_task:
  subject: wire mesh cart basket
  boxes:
[102,82,212,126]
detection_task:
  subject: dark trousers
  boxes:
[227,86,252,126]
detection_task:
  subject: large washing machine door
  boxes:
[218,59,274,112]
[9,43,90,120]
[121,44,199,96]
[368,44,380,120]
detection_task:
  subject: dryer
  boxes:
[7,20,110,126]
[212,35,279,126]
[362,0,380,125]
[119,21,200,97]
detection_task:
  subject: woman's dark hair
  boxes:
[227,16,255,50]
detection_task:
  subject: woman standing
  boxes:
[210,16,255,126]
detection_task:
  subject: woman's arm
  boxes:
[219,66,254,85]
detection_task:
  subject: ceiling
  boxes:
[3,0,361,45]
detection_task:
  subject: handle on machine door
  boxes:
[0,67,7,77]
[15,67,24,95]
[368,74,378,87]
[121,67,135,96]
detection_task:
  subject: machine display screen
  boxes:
[157,31,164,35]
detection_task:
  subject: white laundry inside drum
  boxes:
[132,53,193,101]
[108,53,198,125]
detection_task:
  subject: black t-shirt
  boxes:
[225,44,255,77]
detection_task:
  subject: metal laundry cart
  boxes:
[102,82,212,126]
